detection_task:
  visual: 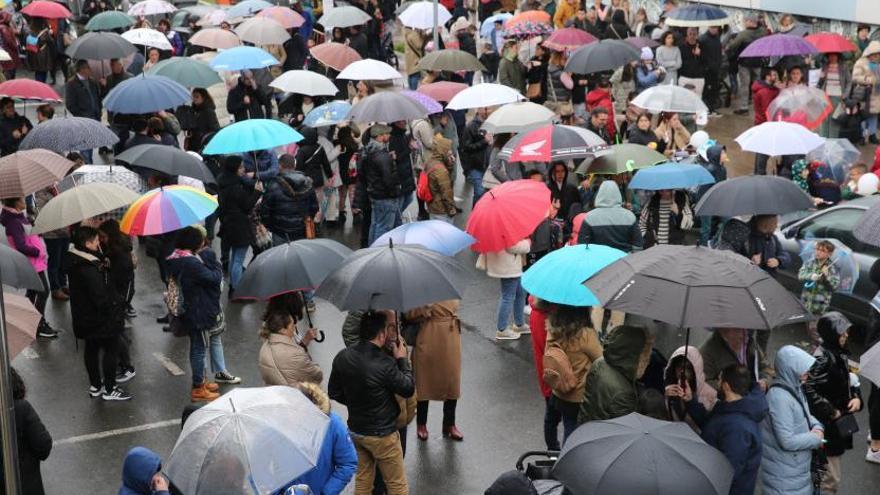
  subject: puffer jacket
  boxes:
[216,172,260,247]
[545,321,603,403]
[259,171,319,241]
[65,246,124,340]
[546,64,571,102]
[852,51,880,114]
[164,249,222,332]
[259,333,323,386]
[119,447,169,495]
[577,181,642,252]
[460,115,489,173]
[480,238,531,278]
[426,135,456,216]
[296,127,332,188]
[752,79,780,125]
[362,139,401,200]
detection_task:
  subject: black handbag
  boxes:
[830,413,860,439]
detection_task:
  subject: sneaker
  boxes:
[708,111,723,118]
[514,324,531,335]
[867,448,880,464]
[215,371,241,384]
[88,386,104,398]
[495,328,521,340]
[156,314,170,324]
[37,324,59,339]
[102,386,132,401]
[306,300,317,313]
[116,369,136,383]
[191,385,220,402]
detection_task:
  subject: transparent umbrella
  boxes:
[767,86,833,130]
[799,238,859,294]
[807,138,861,183]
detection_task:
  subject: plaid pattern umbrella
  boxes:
[20,117,119,154]
[4,293,40,361]
[0,150,74,199]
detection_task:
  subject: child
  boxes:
[841,162,867,199]
[798,240,841,345]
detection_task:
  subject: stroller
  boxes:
[485,451,569,495]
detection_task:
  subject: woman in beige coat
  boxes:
[258,311,323,387]
[852,41,880,144]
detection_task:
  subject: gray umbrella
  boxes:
[564,39,640,75]
[553,413,733,495]
[348,91,430,124]
[315,243,470,312]
[854,201,880,247]
[116,144,216,184]
[65,32,137,60]
[694,175,814,217]
[19,117,119,154]
[584,245,812,329]
[0,244,43,291]
[417,50,486,72]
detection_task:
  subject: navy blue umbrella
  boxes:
[665,4,730,28]
[103,75,191,114]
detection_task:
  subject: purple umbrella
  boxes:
[625,36,658,49]
[740,33,818,58]
[401,90,443,114]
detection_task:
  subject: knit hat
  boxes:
[370,123,392,137]
[640,46,654,61]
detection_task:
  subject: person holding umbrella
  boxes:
[852,41,880,145]
[258,310,323,387]
[422,134,457,224]
[217,156,264,298]
[363,124,403,245]
[0,97,32,156]
[498,40,526,95]
[701,328,771,392]
[798,240,841,345]
[478,233,532,340]
[64,60,102,161]
[227,70,270,122]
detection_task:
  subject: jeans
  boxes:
[699,215,717,246]
[84,335,120,391]
[34,71,47,83]
[416,399,457,427]
[497,277,525,331]
[229,245,248,290]
[44,237,69,291]
[189,328,228,387]
[465,169,485,207]
[408,72,421,90]
[352,431,408,495]
[549,395,579,444]
[863,114,879,138]
[368,198,401,245]
[543,397,562,450]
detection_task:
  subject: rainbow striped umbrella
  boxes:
[120,185,217,236]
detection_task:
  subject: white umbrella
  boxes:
[234,16,290,46]
[270,70,338,96]
[189,28,241,50]
[197,9,228,27]
[860,339,880,386]
[735,121,825,157]
[631,85,709,114]
[128,0,176,16]
[32,182,140,234]
[482,101,555,133]
[398,1,452,29]
[446,83,526,111]
[337,59,401,81]
[318,5,371,29]
[121,28,173,50]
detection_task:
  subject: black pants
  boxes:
[84,335,120,391]
[754,153,769,175]
[26,271,49,327]
[869,384,880,442]
[416,399,457,427]
[117,327,134,372]
[703,68,721,111]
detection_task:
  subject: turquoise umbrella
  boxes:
[146,57,222,88]
[85,10,135,31]
[522,244,626,306]
[628,162,715,191]
[203,119,303,155]
[209,46,278,71]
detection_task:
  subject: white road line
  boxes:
[55,419,179,446]
[153,352,186,376]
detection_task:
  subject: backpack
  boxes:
[543,345,577,394]
[416,163,444,203]
[164,275,189,337]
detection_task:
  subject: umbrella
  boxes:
[0,80,61,102]
[128,0,176,16]
[257,6,305,29]
[628,162,715,191]
[401,90,441,114]
[0,244,42,291]
[624,36,659,49]
[504,21,552,38]
[146,57,223,88]
[235,16,291,46]
[577,143,666,175]
[553,413,734,495]
[584,245,812,329]
[740,34,818,58]
[505,10,551,29]
[116,145,216,184]
[348,91,428,124]
[66,32,136,60]
[522,244,626,306]
[417,81,467,103]
[203,119,304,155]
[165,386,329,495]
[417,49,485,72]
[85,11,135,31]
[500,124,603,163]
[189,28,241,50]
[853,201,880,247]
[310,42,361,71]
[103,75,190,114]
[372,220,475,256]
[19,116,119,154]
[480,13,512,37]
[808,138,860,183]
[799,238,859,294]
[766,85,832,130]
[694,175,814,217]
[399,1,452,30]
[58,165,146,194]
[316,243,470,312]
[481,101,554,133]
[318,6,371,29]
[4,293,40,361]
[0,150,74,199]
[805,32,857,53]
[209,45,279,71]
[446,83,525,111]
[735,121,824,156]
[543,28,598,52]
[234,239,353,300]
[665,4,730,27]
[860,340,880,386]
[337,59,400,80]
[31,182,140,235]
[631,85,708,114]
[120,185,218,236]
[303,101,352,128]
[466,180,551,253]
[21,1,71,18]
[227,0,271,19]
[121,28,172,50]
[565,39,640,75]
[270,70,338,96]
[196,9,228,27]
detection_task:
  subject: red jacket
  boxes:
[528,296,552,399]
[0,13,19,71]
[586,88,617,141]
[751,80,779,125]
[872,146,880,174]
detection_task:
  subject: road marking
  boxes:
[55,419,179,446]
[153,352,185,376]
[20,347,39,360]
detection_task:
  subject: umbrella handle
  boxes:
[314,330,325,343]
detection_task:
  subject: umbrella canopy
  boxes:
[318,6,371,28]
[337,59,400,80]
[120,185,218,236]
[257,6,305,29]
[543,28,598,52]
[584,245,812,329]
[197,9,229,27]
[480,13,512,37]
[31,182,140,235]
[116,144,216,184]
[505,10,551,28]
[624,36,659,49]
[553,413,734,495]
[417,81,467,102]
[694,175,814,217]
[740,34,818,58]
[628,162,715,191]
[466,180,551,253]
[861,340,880,386]
[500,124,603,163]
[5,293,40,361]
[808,138,860,183]
[270,70,338,96]
[58,165,146,194]
[146,57,223,88]
[577,143,666,175]
[316,243,470,312]
[235,239,353,300]
[446,83,525,110]
[189,28,241,50]
[66,32,136,59]
[235,16,290,45]
[853,201,880,247]
[0,244,42,291]
[128,0,176,16]
[805,32,857,53]
[203,119,304,155]
[166,386,329,495]
[799,238,859,294]
[0,79,61,102]
[209,45,278,71]
[348,91,428,124]
[401,90,441,114]
[766,85,832,130]
[372,220,475,256]
[121,28,173,50]
[310,42,361,71]
[226,0,271,19]
[565,39,640,75]
[417,49,485,72]
[0,150,74,199]
[19,116,119,154]
[303,101,352,127]
[21,0,71,18]
[481,101,555,133]
[85,10,135,31]
[522,244,626,306]
[665,4,730,27]
[631,85,708,114]
[399,1,452,29]
[735,121,824,156]
[103,75,191,114]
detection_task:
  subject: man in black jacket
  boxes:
[329,310,414,495]
[227,70,269,121]
[389,121,416,214]
[363,124,402,245]
[65,60,102,121]
[260,154,319,244]
[460,107,489,207]
[700,26,723,114]
[282,27,308,71]
[0,97,32,155]
[585,107,611,144]
[678,28,705,98]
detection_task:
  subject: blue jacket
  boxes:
[286,412,357,495]
[165,249,222,332]
[761,346,824,495]
[119,447,169,495]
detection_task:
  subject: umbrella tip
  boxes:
[389,238,394,249]
[230,397,235,413]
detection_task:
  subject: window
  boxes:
[798,207,880,256]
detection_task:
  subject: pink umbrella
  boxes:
[4,293,40,360]
[402,90,442,114]
[258,6,305,29]
[310,42,361,71]
[189,28,241,50]
[0,80,61,102]
[21,0,72,19]
[417,81,467,103]
[543,28,597,52]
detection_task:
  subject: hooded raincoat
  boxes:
[575,181,642,252]
[119,447,169,495]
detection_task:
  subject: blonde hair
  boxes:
[298,382,331,415]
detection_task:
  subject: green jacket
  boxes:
[578,325,650,424]
[498,56,526,94]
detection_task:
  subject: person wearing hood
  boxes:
[701,328,771,392]
[424,133,457,223]
[663,346,717,430]
[752,67,780,174]
[852,40,880,145]
[747,214,790,279]
[697,144,728,245]
[585,79,616,141]
[295,126,332,221]
[216,156,263,297]
[635,46,663,93]
[761,345,825,495]
[363,124,403,245]
[260,154,319,244]
[547,163,579,226]
[461,108,490,206]
[227,70,269,122]
[242,149,280,185]
[118,447,170,495]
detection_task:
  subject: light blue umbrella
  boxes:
[146,57,223,88]
[203,119,303,155]
[303,101,352,128]
[103,75,191,114]
[522,244,626,306]
[628,162,715,191]
[481,13,512,38]
[227,0,272,20]
[209,46,279,71]
[371,220,475,256]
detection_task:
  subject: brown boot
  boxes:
[191,384,219,402]
[202,380,220,393]
[51,290,69,301]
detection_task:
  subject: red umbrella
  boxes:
[805,32,857,53]
[417,81,468,102]
[466,180,551,253]
[543,28,598,52]
[0,79,62,102]
[21,0,72,19]
[310,42,361,71]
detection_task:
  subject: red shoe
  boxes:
[416,424,428,441]
[442,425,463,441]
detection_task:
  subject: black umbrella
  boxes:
[0,244,43,291]
[315,242,470,312]
[854,201,880,248]
[65,32,137,60]
[694,175,814,217]
[583,245,811,330]
[19,117,119,154]
[564,39,640,75]
[498,124,604,163]
[553,413,733,495]
[116,145,217,184]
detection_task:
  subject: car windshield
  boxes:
[797,207,880,256]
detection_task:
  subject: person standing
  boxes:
[700,26,723,116]
[227,70,269,121]
[216,156,263,298]
[479,237,531,340]
[0,97,32,155]
[404,27,427,90]
[362,124,402,245]
[655,32,682,85]
[423,134,457,224]
[817,53,851,139]
[678,28,705,96]
[701,328,771,391]
[0,12,20,80]
[852,41,880,145]
[751,68,780,174]
[460,108,490,207]
[727,13,769,115]
[260,155,319,245]
[798,240,841,345]
[33,183,69,302]
[98,219,137,384]
[638,189,693,248]
[295,127,332,223]
[184,88,220,153]
[258,310,323,386]
[7,368,52,495]
[389,120,417,216]
[25,20,55,84]
[498,40,526,94]
[64,60,101,162]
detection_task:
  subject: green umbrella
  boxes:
[146,57,223,88]
[417,49,486,72]
[576,143,666,175]
[85,11,135,31]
